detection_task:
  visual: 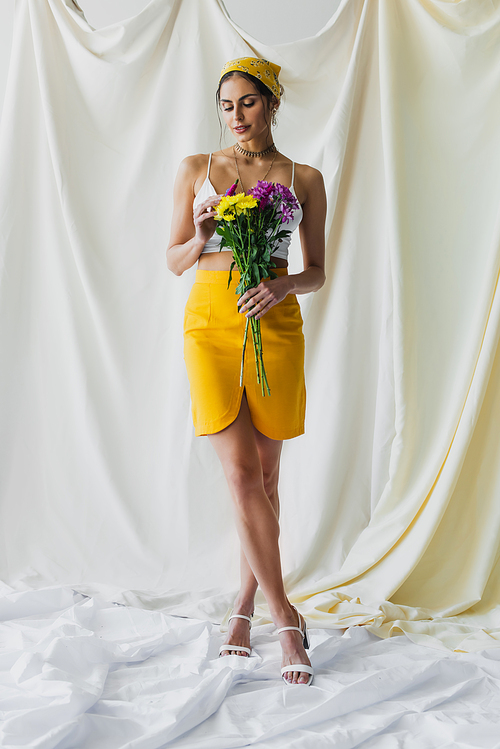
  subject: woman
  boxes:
[167,58,326,686]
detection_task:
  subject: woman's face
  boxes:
[219,75,273,144]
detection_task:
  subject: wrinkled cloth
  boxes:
[1,584,500,748]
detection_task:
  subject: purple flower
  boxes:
[275,183,300,211]
[251,180,273,198]
[250,180,300,218]
[279,203,295,223]
[225,180,239,196]
[250,180,276,210]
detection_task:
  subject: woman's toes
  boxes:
[283,670,309,684]
[220,645,249,657]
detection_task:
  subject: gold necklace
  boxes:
[233,146,278,194]
[234,142,277,158]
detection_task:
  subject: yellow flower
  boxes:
[234,195,258,215]
[214,192,258,220]
[214,193,243,221]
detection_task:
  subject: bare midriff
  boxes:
[197,250,288,271]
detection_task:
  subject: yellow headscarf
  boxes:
[219,57,281,100]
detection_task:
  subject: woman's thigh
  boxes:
[208,391,282,493]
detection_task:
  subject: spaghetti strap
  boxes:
[207,153,212,179]
[291,161,295,189]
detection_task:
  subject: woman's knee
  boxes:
[225,461,263,501]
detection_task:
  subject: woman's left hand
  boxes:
[237,275,292,319]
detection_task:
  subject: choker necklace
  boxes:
[233,146,278,194]
[234,142,277,158]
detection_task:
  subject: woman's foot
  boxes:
[219,606,254,657]
[276,605,312,685]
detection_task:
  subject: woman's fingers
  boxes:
[247,302,270,320]
[193,195,223,219]
[238,283,269,305]
[238,285,277,319]
[193,195,223,234]
[194,210,217,225]
[237,288,259,310]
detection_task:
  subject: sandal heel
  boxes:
[303,620,310,650]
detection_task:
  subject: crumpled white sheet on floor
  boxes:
[1,585,499,749]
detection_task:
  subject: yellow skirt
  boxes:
[183,268,306,440]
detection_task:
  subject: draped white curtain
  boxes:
[1,0,500,652]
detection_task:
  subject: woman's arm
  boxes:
[238,165,326,319]
[288,165,326,293]
[166,155,222,276]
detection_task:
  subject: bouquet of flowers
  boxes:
[214,180,299,396]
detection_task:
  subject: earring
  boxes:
[271,109,278,127]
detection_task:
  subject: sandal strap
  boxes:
[276,625,303,636]
[228,613,253,628]
[276,606,305,636]
[281,664,314,676]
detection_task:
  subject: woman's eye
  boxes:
[222,101,254,112]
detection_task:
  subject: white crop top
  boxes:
[193,153,303,261]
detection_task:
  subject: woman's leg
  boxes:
[209,392,310,684]
[220,425,282,656]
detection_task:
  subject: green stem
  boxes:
[240,317,249,386]
[257,321,269,396]
[224,211,276,396]
[250,317,261,384]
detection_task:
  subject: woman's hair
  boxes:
[216,71,283,146]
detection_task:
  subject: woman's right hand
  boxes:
[193,194,224,247]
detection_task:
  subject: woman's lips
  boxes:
[234,126,249,133]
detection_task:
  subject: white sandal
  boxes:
[276,606,313,686]
[219,611,253,657]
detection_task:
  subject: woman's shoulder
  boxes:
[180,149,229,169]
[290,161,325,205]
[174,153,213,197]
[293,161,324,185]
[177,152,211,178]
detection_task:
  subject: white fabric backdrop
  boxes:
[2,0,500,654]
